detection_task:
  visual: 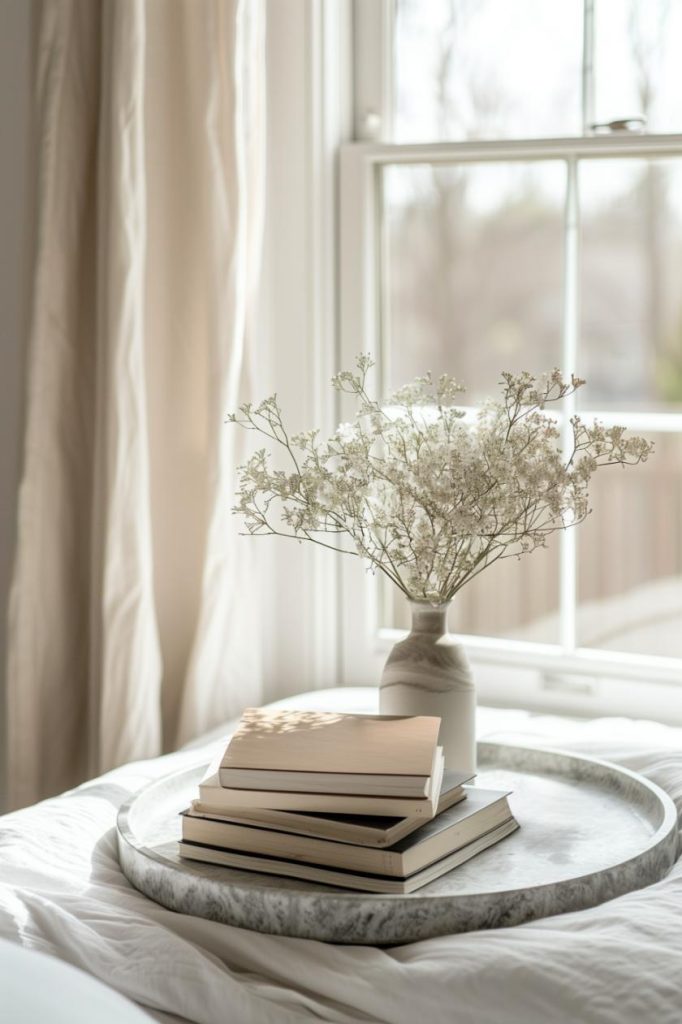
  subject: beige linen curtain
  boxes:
[7,0,264,809]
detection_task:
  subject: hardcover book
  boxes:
[218,708,442,793]
[182,787,512,877]
[218,755,439,797]
[200,749,445,818]
[178,818,519,894]
[190,768,472,848]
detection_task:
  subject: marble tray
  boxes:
[117,743,678,946]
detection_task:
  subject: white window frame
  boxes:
[260,0,353,699]
[338,0,682,721]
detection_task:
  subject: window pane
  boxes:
[576,432,682,658]
[383,161,565,403]
[593,0,682,134]
[393,0,583,142]
[578,158,682,413]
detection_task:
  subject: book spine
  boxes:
[183,818,399,875]
[178,841,401,894]
[191,806,389,847]
[198,784,436,818]
[217,768,428,797]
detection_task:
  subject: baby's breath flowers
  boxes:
[228,356,653,604]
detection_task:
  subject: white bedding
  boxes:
[2,688,682,1024]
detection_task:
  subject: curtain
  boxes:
[7,0,265,810]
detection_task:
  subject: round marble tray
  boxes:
[117,743,678,946]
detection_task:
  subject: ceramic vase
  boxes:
[379,601,476,773]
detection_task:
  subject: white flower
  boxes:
[229,356,653,603]
[336,422,356,442]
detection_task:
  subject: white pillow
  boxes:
[0,939,154,1024]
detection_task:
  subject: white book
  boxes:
[190,769,472,848]
[220,708,442,777]
[182,787,512,876]
[199,749,445,818]
[178,818,519,894]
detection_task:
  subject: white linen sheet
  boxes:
[1,689,682,1024]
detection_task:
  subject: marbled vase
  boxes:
[379,601,476,772]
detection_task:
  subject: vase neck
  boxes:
[409,601,451,636]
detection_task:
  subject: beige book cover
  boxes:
[201,750,445,818]
[220,708,441,775]
[178,819,519,894]
[182,788,512,877]
[189,786,467,848]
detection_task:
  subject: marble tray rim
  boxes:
[117,740,679,906]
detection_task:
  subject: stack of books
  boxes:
[178,708,518,894]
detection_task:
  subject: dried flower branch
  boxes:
[228,357,653,603]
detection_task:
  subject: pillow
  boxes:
[0,939,154,1024]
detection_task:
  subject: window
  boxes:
[339,0,682,716]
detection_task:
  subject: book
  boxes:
[182,787,512,877]
[190,768,472,848]
[218,709,442,788]
[199,749,445,818]
[178,818,519,894]
[217,749,440,797]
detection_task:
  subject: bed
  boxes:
[2,687,682,1023]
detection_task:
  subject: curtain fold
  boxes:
[177,0,265,746]
[7,0,264,809]
[93,0,162,776]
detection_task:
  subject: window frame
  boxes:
[338,0,682,718]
